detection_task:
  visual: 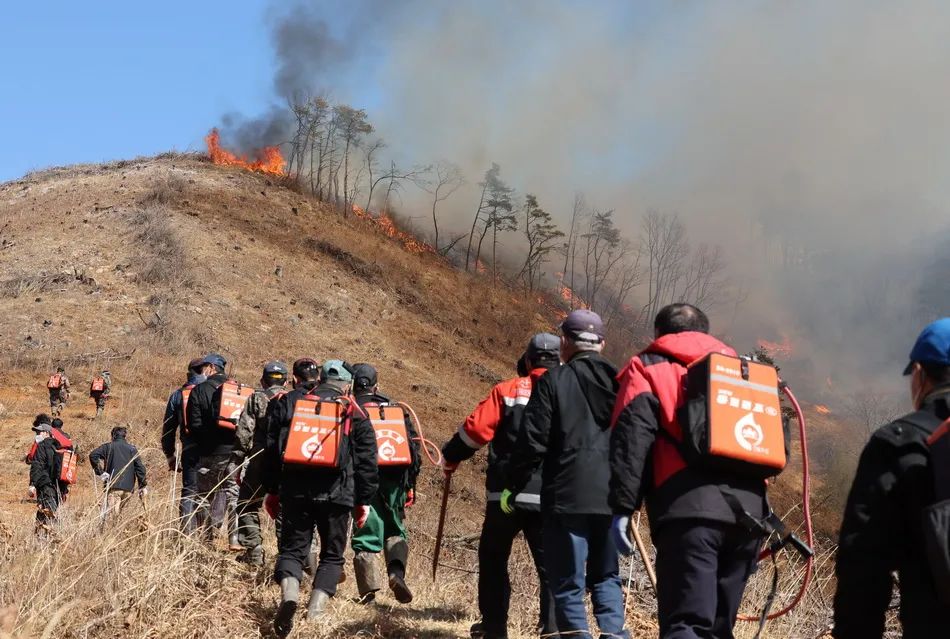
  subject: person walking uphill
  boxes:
[186,353,241,545]
[90,370,112,419]
[609,304,766,639]
[234,360,288,565]
[442,334,561,639]
[90,426,147,521]
[47,366,70,417]
[29,421,62,535]
[264,359,378,637]
[833,317,950,638]
[160,357,208,533]
[349,363,421,605]
[507,311,630,639]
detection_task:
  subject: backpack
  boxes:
[923,417,950,604]
[90,376,105,392]
[282,395,354,468]
[364,403,413,467]
[47,373,63,390]
[179,382,197,433]
[676,353,788,479]
[58,448,78,484]
[216,381,254,430]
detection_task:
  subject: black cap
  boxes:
[292,357,320,380]
[263,360,289,377]
[188,357,206,372]
[351,363,378,391]
[526,332,560,365]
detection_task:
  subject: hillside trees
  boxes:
[422,161,465,254]
[519,195,563,293]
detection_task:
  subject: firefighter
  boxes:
[90,426,148,522]
[47,366,70,416]
[160,357,208,533]
[349,363,420,605]
[186,353,240,544]
[508,311,629,639]
[29,422,61,535]
[609,303,765,639]
[442,334,561,639]
[234,360,289,565]
[833,317,950,638]
[90,370,112,418]
[24,414,73,464]
[264,359,378,637]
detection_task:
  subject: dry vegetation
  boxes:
[0,154,888,638]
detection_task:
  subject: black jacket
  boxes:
[160,374,206,458]
[89,436,147,492]
[264,382,378,508]
[356,391,421,490]
[186,373,235,457]
[833,389,950,639]
[30,437,60,492]
[509,351,618,515]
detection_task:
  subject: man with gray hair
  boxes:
[508,310,629,639]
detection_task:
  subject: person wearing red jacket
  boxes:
[609,304,767,639]
[441,333,561,639]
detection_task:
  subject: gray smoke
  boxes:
[232,0,950,398]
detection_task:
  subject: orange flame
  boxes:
[815,405,832,415]
[555,273,590,310]
[352,205,434,255]
[205,128,286,176]
[757,335,794,359]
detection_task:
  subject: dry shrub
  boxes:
[307,238,383,281]
[133,205,190,286]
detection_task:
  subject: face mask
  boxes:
[34,434,45,443]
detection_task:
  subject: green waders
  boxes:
[350,475,412,602]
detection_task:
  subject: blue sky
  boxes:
[0,1,275,181]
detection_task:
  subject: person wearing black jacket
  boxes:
[442,334,561,639]
[90,426,148,521]
[265,358,378,637]
[29,422,61,534]
[160,357,208,533]
[508,310,629,639]
[834,318,950,638]
[185,352,240,544]
[349,363,421,605]
[609,304,766,639]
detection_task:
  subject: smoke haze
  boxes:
[226,0,950,398]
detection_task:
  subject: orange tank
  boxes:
[216,381,254,430]
[282,396,348,467]
[365,404,413,467]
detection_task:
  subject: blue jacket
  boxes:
[160,374,206,458]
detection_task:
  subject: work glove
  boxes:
[139,487,149,499]
[500,489,516,515]
[166,455,178,472]
[610,514,635,557]
[353,505,370,529]
[440,459,458,478]
[264,493,280,520]
[28,485,36,499]
[99,472,110,484]
[405,489,415,509]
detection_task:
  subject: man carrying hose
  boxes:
[442,333,561,639]
[348,363,421,604]
[608,304,766,639]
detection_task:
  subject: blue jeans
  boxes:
[543,514,629,639]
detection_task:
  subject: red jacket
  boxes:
[609,332,766,529]
[442,368,546,507]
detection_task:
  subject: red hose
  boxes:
[737,384,814,622]
[396,401,444,466]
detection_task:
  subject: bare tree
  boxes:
[844,391,904,438]
[582,210,628,311]
[677,243,727,310]
[640,211,689,323]
[421,161,465,253]
[559,194,586,309]
[362,138,386,212]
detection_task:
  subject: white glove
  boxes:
[99,472,110,484]
[28,485,36,499]
[139,487,149,498]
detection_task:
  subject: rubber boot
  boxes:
[274,576,299,638]
[353,551,381,604]
[228,533,242,552]
[306,588,330,619]
[95,405,104,419]
[240,545,264,566]
[384,537,413,604]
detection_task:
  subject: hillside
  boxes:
[0,154,852,638]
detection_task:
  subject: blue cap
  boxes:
[203,352,227,370]
[560,309,604,342]
[263,360,288,376]
[903,318,950,375]
[321,359,353,383]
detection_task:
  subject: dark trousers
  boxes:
[478,503,557,637]
[654,519,762,639]
[543,513,629,639]
[275,496,351,596]
[36,485,60,524]
[180,447,199,533]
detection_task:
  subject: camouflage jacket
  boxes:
[235,385,285,454]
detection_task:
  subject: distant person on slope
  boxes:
[47,366,70,416]
[24,414,73,464]
[834,318,950,638]
[234,360,289,565]
[507,311,629,639]
[90,370,112,418]
[349,363,421,605]
[441,334,561,639]
[609,304,765,639]
[265,359,378,636]
[29,421,62,536]
[186,353,241,544]
[160,357,208,533]
[90,426,148,522]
